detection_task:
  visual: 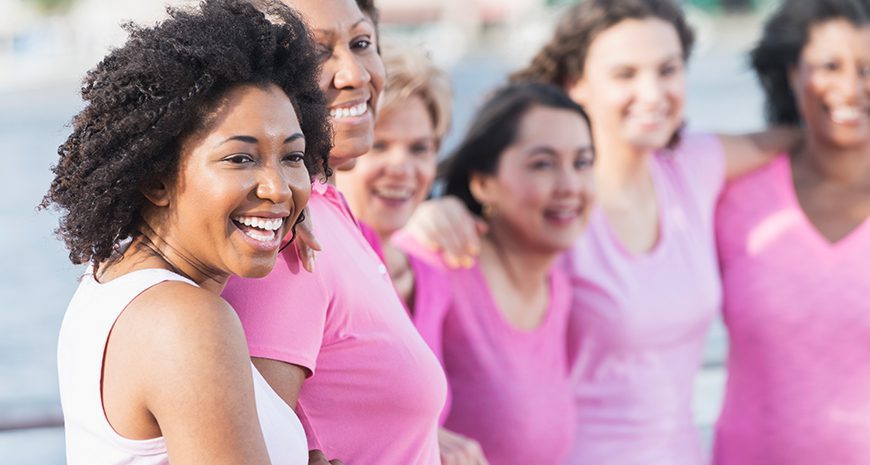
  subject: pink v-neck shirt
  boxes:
[222,182,445,465]
[714,155,870,464]
[563,133,725,464]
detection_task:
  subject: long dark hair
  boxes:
[442,82,592,216]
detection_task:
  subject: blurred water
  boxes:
[0,13,766,463]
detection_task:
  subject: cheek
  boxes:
[366,55,386,96]
[415,160,437,192]
[319,62,336,92]
[666,77,686,107]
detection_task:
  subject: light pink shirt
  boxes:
[222,182,446,465]
[563,133,725,464]
[437,261,575,465]
[714,155,870,464]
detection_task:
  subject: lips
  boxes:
[543,206,584,226]
[372,186,414,202]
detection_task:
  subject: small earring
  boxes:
[482,203,496,218]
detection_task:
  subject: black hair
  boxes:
[752,0,870,124]
[442,82,593,216]
[41,0,332,266]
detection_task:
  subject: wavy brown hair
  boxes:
[511,0,695,88]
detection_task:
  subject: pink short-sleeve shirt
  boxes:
[222,182,446,465]
[563,133,725,465]
[714,155,870,464]
[439,262,575,465]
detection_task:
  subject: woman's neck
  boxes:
[479,225,557,300]
[116,232,227,294]
[798,136,870,186]
[593,137,656,197]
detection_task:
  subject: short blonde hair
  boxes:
[379,45,453,144]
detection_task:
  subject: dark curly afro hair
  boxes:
[41,0,333,267]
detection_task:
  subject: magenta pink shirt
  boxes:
[435,260,575,465]
[563,133,725,464]
[361,227,454,425]
[222,182,446,465]
[714,154,870,464]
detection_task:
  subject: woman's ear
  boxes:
[142,179,171,207]
[469,172,496,208]
[565,75,588,106]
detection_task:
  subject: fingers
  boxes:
[308,449,342,465]
[295,207,321,273]
[406,197,481,268]
[438,428,489,465]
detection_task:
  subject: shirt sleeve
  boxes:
[222,246,329,375]
[673,132,727,211]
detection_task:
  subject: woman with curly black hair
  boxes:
[714,1,870,463]
[221,1,446,464]
[42,1,338,464]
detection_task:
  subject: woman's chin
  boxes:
[234,258,278,279]
[329,136,374,167]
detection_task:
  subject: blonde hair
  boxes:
[379,45,453,144]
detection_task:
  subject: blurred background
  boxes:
[0,0,776,462]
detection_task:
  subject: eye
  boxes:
[315,44,332,61]
[371,141,388,152]
[225,153,255,164]
[661,63,680,77]
[529,158,555,170]
[822,61,840,72]
[410,142,435,157]
[859,64,870,77]
[575,156,595,170]
[352,36,373,51]
[283,152,305,164]
[613,68,635,80]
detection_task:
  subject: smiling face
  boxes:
[287,0,385,167]
[566,18,686,152]
[471,106,595,254]
[147,84,311,280]
[790,19,870,151]
[336,94,438,238]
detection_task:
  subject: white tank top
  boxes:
[57,268,307,465]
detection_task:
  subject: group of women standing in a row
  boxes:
[45,0,870,464]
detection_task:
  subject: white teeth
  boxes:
[330,102,368,120]
[232,216,284,231]
[831,106,862,124]
[374,187,413,200]
[244,228,276,242]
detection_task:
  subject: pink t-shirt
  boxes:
[362,228,454,425]
[437,261,575,465]
[222,182,446,465]
[563,133,725,465]
[714,154,870,464]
